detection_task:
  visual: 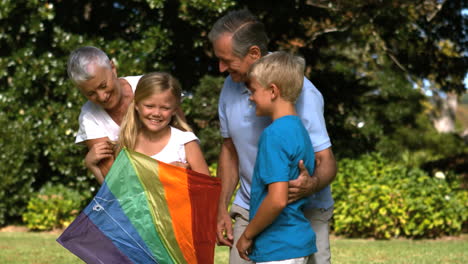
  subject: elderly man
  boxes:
[208,10,337,264]
[67,46,141,183]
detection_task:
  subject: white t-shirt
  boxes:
[151,126,199,164]
[75,75,142,144]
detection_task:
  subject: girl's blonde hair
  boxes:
[115,72,192,155]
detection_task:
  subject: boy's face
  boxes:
[247,77,272,116]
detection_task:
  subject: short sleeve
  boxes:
[180,131,199,145]
[74,103,113,144]
[218,80,230,139]
[255,131,291,185]
[296,78,331,152]
[75,111,107,144]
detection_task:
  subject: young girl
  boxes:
[87,72,210,180]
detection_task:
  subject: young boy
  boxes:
[236,51,316,264]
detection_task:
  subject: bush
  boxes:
[332,153,468,239]
[0,112,38,226]
[22,184,85,231]
[183,75,224,165]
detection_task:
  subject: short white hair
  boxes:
[67,46,112,84]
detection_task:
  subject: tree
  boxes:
[0,0,466,225]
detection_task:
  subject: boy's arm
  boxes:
[237,181,288,260]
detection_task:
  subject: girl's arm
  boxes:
[184,141,210,175]
[236,181,288,260]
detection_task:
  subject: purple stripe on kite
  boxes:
[83,182,159,264]
[57,212,133,264]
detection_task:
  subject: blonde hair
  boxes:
[248,51,305,103]
[116,72,192,155]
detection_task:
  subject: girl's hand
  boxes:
[236,232,252,261]
[169,161,191,170]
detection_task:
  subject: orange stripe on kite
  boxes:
[159,162,197,264]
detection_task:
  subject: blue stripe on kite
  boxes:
[57,212,133,264]
[83,182,159,264]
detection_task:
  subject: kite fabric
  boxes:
[57,148,221,264]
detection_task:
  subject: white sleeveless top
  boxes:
[151,126,199,164]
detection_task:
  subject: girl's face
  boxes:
[135,89,178,134]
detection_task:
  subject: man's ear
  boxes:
[248,45,261,60]
[269,83,280,100]
[110,60,118,76]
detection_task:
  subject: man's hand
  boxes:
[236,232,252,261]
[288,160,319,203]
[216,208,234,247]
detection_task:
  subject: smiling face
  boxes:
[77,62,121,110]
[135,89,178,135]
[213,34,258,83]
[247,77,272,116]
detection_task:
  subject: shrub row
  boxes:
[332,153,468,239]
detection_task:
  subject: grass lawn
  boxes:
[0,228,466,264]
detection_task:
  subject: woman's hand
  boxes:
[85,141,114,168]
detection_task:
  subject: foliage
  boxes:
[332,153,468,239]
[22,184,85,231]
[376,113,468,167]
[0,0,466,232]
[183,75,225,165]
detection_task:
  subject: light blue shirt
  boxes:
[249,116,316,262]
[218,75,334,210]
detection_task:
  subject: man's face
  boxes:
[77,63,121,110]
[212,34,257,83]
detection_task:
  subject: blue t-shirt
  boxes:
[249,115,317,262]
[218,75,334,210]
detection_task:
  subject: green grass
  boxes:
[0,231,466,264]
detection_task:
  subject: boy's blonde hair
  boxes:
[116,72,192,155]
[248,51,305,103]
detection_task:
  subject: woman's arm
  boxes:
[184,141,210,175]
[84,138,115,184]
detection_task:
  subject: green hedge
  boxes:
[332,153,468,239]
[22,184,87,231]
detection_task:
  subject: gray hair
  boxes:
[208,9,269,57]
[67,46,112,84]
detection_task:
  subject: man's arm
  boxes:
[288,147,337,203]
[84,138,115,184]
[216,138,239,247]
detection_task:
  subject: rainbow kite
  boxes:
[57,149,221,264]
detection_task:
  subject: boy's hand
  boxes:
[236,233,252,261]
[288,160,319,203]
